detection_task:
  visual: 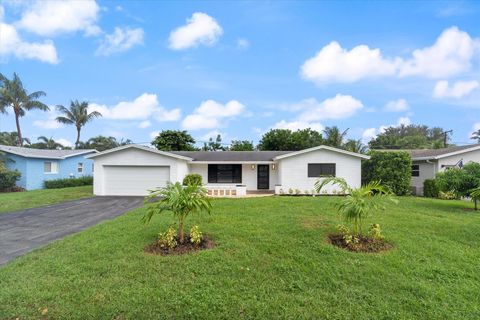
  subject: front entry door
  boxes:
[257,165,270,189]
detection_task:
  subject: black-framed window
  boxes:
[411,164,420,177]
[308,163,336,177]
[208,164,242,183]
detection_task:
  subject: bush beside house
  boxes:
[362,151,412,196]
[44,176,93,189]
[0,154,21,192]
[423,179,439,198]
[182,173,203,186]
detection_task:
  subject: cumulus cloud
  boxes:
[17,0,101,36]
[33,112,62,129]
[236,38,250,49]
[89,93,181,121]
[0,22,58,64]
[168,12,223,50]
[274,120,324,132]
[301,26,480,84]
[433,80,479,98]
[362,128,377,142]
[138,120,151,129]
[96,27,144,56]
[290,95,364,122]
[57,138,73,147]
[182,100,245,130]
[384,99,409,112]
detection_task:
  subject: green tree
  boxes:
[152,130,197,151]
[315,177,397,234]
[31,136,65,150]
[258,128,324,151]
[471,129,480,143]
[230,140,254,151]
[323,126,349,148]
[143,182,212,244]
[56,100,102,148]
[362,151,412,195]
[368,124,446,149]
[436,163,480,210]
[0,131,30,146]
[0,73,49,146]
[203,134,225,151]
[78,135,132,151]
[344,139,368,154]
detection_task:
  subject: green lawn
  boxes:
[0,186,93,213]
[0,196,479,319]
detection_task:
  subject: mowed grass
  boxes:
[0,186,93,213]
[0,196,479,319]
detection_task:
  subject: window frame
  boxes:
[77,162,84,173]
[411,164,420,177]
[307,163,336,178]
[208,164,242,184]
[44,161,58,174]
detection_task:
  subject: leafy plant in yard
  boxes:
[436,163,480,210]
[182,173,202,186]
[189,226,203,245]
[470,187,480,211]
[315,177,397,235]
[423,179,439,198]
[143,182,212,244]
[44,176,93,189]
[157,227,178,250]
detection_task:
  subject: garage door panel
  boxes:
[104,166,170,196]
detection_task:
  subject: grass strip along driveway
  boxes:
[0,186,93,214]
[0,196,479,319]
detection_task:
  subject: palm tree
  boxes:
[143,182,212,244]
[0,73,49,146]
[323,126,349,148]
[32,136,64,150]
[470,187,480,211]
[471,129,480,143]
[56,100,102,148]
[344,139,368,154]
[315,177,397,234]
[0,131,30,146]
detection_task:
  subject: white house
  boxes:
[406,144,480,195]
[87,144,369,196]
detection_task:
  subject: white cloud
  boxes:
[17,0,101,36]
[138,120,151,129]
[362,117,412,143]
[236,38,250,49]
[384,99,409,112]
[473,122,480,132]
[362,128,377,142]
[397,116,411,126]
[290,95,364,122]
[0,23,58,64]
[274,120,324,132]
[433,80,479,98]
[300,41,399,84]
[33,119,61,130]
[199,130,224,141]
[57,138,73,147]
[399,27,477,78]
[182,100,245,130]
[168,12,223,50]
[301,26,480,84]
[89,93,181,121]
[149,131,160,139]
[96,27,144,56]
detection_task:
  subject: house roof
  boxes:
[0,145,97,159]
[272,145,370,160]
[379,144,480,160]
[86,144,194,161]
[170,150,291,162]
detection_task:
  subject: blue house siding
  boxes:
[4,152,96,190]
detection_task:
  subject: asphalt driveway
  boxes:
[0,196,144,266]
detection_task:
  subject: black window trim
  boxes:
[308,163,336,178]
[411,164,420,177]
[208,164,242,183]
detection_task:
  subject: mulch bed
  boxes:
[145,235,215,256]
[328,233,392,253]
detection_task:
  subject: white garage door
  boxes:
[103,166,170,196]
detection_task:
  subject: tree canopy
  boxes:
[230,140,254,151]
[78,136,132,151]
[257,128,324,151]
[368,124,447,149]
[152,130,197,151]
[202,134,226,151]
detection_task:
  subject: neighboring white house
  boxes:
[87,144,369,196]
[405,144,480,195]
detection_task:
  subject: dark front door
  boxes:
[257,165,270,189]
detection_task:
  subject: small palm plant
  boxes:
[470,187,480,211]
[315,177,397,235]
[143,182,212,244]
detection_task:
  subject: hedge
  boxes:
[44,176,93,189]
[0,170,21,192]
[362,151,412,196]
[423,179,439,198]
[182,173,203,186]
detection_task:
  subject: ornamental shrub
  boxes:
[44,176,93,189]
[158,226,177,249]
[423,179,439,198]
[189,225,203,245]
[0,170,21,191]
[182,173,202,186]
[362,151,412,196]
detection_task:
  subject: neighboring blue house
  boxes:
[0,145,97,190]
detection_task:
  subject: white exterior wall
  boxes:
[92,148,188,195]
[437,149,480,171]
[277,149,362,194]
[411,161,436,195]
[189,163,278,190]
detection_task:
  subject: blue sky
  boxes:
[1,0,479,148]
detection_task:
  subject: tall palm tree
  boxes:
[323,126,349,148]
[0,131,30,146]
[56,100,102,148]
[471,129,480,143]
[0,73,49,146]
[344,139,368,154]
[32,136,65,150]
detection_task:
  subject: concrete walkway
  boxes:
[0,196,143,266]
